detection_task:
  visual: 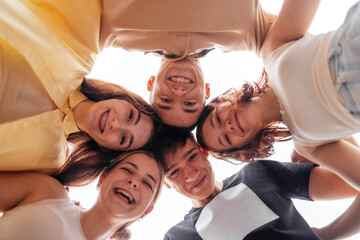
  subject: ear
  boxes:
[199,146,209,158]
[139,205,154,220]
[147,76,155,91]
[163,180,172,189]
[97,171,107,189]
[205,83,210,99]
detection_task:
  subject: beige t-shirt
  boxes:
[99,0,275,59]
[264,32,360,146]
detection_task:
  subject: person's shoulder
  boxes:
[27,173,69,199]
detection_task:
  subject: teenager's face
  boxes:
[164,138,216,204]
[82,99,153,150]
[149,58,207,127]
[201,99,263,151]
[99,153,161,220]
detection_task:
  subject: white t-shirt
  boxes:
[264,32,360,146]
[0,198,86,240]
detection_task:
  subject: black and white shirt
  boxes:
[164,160,320,240]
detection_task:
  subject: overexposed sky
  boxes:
[70,1,360,239]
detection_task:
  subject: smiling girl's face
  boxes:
[98,152,161,220]
[200,99,264,151]
[81,99,153,150]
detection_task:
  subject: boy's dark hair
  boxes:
[153,129,197,172]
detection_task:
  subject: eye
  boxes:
[161,97,171,103]
[127,109,133,121]
[120,133,126,145]
[184,101,195,106]
[225,135,232,145]
[143,181,153,191]
[121,167,132,174]
[188,153,197,162]
[169,169,179,177]
[216,113,221,125]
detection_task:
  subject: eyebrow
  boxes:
[167,147,197,171]
[158,104,198,114]
[135,111,141,125]
[123,162,157,185]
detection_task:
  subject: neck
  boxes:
[254,89,283,127]
[72,99,92,132]
[80,203,128,240]
[191,180,223,208]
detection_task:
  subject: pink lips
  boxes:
[234,113,245,134]
[99,110,110,133]
[191,176,206,190]
[114,188,136,205]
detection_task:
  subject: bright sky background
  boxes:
[70,1,360,239]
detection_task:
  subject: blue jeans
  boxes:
[330,1,360,119]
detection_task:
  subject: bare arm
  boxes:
[292,136,359,164]
[0,172,68,213]
[313,194,360,240]
[309,166,360,239]
[260,0,320,59]
[296,139,360,191]
[308,166,358,201]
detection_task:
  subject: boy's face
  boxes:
[148,58,207,127]
[164,138,217,206]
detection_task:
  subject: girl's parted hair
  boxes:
[196,70,291,162]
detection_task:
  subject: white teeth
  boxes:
[169,77,191,83]
[115,189,134,203]
[100,111,109,133]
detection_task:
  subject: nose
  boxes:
[171,86,187,96]
[225,119,234,133]
[127,178,139,189]
[110,117,122,130]
[184,167,199,182]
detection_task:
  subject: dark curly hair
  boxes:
[196,70,291,162]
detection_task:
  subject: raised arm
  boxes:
[313,194,360,240]
[260,0,320,59]
[0,172,67,213]
[296,139,360,191]
[308,162,360,239]
[308,166,358,200]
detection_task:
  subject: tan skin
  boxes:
[201,89,282,151]
[147,58,210,128]
[0,153,161,240]
[163,137,360,239]
[72,99,153,150]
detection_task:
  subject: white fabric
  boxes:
[264,32,360,146]
[0,198,85,240]
[195,183,279,240]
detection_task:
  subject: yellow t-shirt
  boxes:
[0,0,101,173]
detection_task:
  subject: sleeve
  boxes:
[259,160,316,200]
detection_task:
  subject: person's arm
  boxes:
[313,194,360,240]
[296,139,360,191]
[0,172,67,213]
[260,0,320,59]
[292,136,359,164]
[308,166,358,200]
[309,166,360,239]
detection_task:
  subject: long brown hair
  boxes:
[53,78,161,186]
[196,70,291,162]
